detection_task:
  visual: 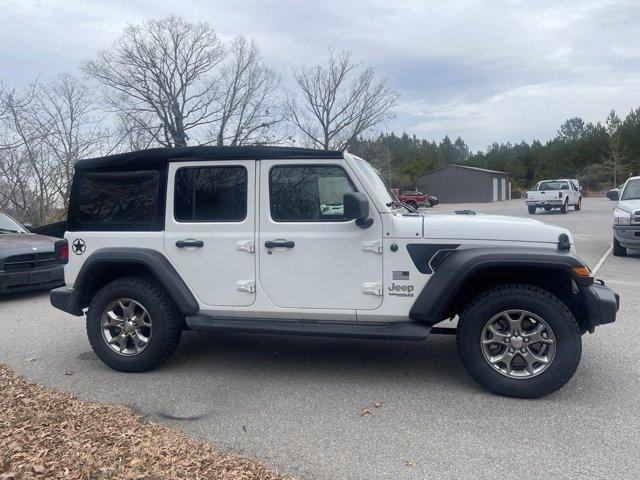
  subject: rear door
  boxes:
[164,160,256,307]
[258,160,383,312]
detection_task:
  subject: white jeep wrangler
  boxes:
[51,147,618,398]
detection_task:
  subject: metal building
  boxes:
[415,164,511,203]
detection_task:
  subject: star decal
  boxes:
[72,238,86,255]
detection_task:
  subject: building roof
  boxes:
[75,146,344,170]
[417,163,509,177]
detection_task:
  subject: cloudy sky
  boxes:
[1,0,639,151]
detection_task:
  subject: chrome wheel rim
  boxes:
[480,309,556,379]
[101,298,152,356]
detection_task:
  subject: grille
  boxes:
[3,252,56,272]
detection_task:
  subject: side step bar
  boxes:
[185,315,432,341]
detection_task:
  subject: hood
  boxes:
[0,233,57,260]
[422,214,569,245]
[616,199,640,214]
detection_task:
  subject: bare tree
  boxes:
[31,74,106,207]
[209,36,284,146]
[82,15,226,147]
[0,75,105,223]
[288,50,398,151]
[0,88,59,224]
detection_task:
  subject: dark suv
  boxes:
[0,212,66,294]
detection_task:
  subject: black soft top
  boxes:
[75,146,344,170]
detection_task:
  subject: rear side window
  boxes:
[77,171,159,224]
[270,165,356,222]
[174,166,247,222]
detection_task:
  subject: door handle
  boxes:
[265,240,295,249]
[176,239,204,248]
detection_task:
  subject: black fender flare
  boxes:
[73,248,199,314]
[408,247,589,325]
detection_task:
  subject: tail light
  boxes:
[54,239,69,264]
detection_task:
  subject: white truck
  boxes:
[607,176,640,256]
[50,146,618,398]
[526,179,582,214]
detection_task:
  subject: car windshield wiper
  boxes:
[0,228,21,234]
[386,200,419,213]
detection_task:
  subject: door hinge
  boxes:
[361,240,383,254]
[236,240,255,253]
[361,282,383,296]
[236,280,255,293]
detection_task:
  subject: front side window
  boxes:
[174,166,247,222]
[270,165,356,221]
[77,171,159,224]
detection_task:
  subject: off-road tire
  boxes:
[528,206,536,214]
[560,200,568,214]
[86,276,183,372]
[456,284,582,398]
[613,236,627,257]
[406,200,418,210]
[574,198,581,211]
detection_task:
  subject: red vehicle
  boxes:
[392,189,437,209]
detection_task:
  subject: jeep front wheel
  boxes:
[86,276,183,372]
[456,284,581,398]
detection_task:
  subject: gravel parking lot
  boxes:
[1,197,637,480]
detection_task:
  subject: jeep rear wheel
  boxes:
[86,276,183,372]
[560,200,568,214]
[527,206,536,214]
[456,284,581,398]
[574,198,581,211]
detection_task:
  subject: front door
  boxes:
[258,160,383,311]
[164,160,256,307]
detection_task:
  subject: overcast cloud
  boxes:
[1,0,639,150]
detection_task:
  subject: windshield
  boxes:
[0,212,28,233]
[536,181,568,191]
[621,179,640,200]
[352,157,396,205]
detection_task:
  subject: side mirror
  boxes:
[343,192,373,228]
[606,189,619,201]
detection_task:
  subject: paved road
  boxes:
[1,197,637,480]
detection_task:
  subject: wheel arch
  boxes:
[409,247,592,333]
[74,248,199,315]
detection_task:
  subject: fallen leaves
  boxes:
[0,363,293,479]
[358,400,384,417]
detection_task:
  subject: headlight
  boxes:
[615,216,631,226]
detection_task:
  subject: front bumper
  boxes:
[526,200,564,207]
[0,266,64,294]
[613,225,640,249]
[50,286,85,316]
[581,282,619,333]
